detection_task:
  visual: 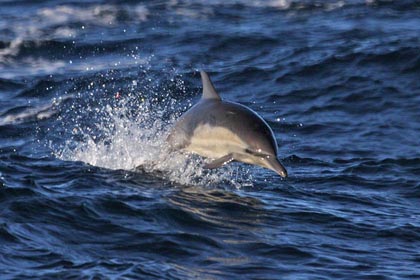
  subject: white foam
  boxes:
[52,27,77,38]
[0,57,66,79]
[0,38,23,60]
[55,93,253,188]
[0,3,149,68]
[0,95,73,126]
[265,0,292,9]
[37,4,149,26]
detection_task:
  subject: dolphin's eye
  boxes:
[245,148,254,155]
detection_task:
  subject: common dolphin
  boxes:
[167,71,287,177]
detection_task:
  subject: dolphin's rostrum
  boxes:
[167,71,287,177]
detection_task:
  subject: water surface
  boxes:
[1,0,419,279]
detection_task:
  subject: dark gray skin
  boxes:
[168,71,287,178]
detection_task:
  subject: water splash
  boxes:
[54,72,253,188]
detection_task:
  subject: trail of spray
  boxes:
[54,74,253,188]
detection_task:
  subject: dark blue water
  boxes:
[1,0,420,279]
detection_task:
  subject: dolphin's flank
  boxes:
[167,71,287,178]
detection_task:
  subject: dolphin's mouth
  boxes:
[266,157,288,178]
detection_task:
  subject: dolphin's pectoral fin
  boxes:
[203,153,234,169]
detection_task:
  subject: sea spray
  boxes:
[54,71,253,188]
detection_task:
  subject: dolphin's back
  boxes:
[168,99,278,157]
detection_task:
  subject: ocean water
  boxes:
[1,0,419,279]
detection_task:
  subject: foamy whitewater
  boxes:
[53,71,253,188]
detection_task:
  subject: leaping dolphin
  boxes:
[167,71,288,177]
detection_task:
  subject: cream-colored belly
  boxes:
[185,124,247,159]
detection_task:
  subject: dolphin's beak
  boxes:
[266,157,288,178]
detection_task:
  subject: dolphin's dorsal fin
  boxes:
[200,71,221,101]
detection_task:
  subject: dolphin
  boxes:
[167,71,287,177]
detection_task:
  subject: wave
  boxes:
[164,0,402,12]
[0,3,150,77]
[0,38,22,58]
[377,223,420,241]
[0,95,73,126]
